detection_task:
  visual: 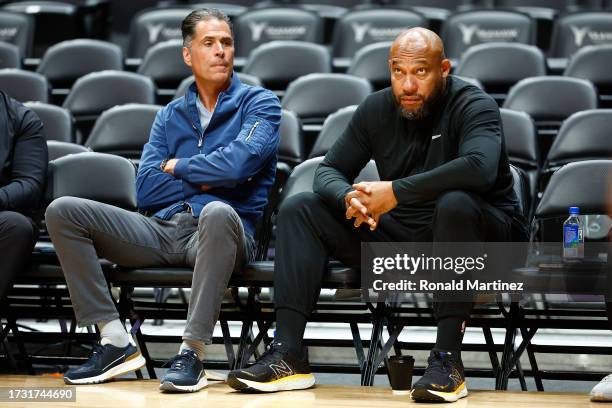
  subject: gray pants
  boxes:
[45,197,255,343]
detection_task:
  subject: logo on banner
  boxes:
[457,23,519,44]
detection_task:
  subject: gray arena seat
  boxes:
[25,101,75,142]
[0,68,48,103]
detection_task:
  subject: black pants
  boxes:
[274,190,517,323]
[0,211,36,302]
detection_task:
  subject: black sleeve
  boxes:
[0,100,47,212]
[391,94,502,206]
[313,101,372,212]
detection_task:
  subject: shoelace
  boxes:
[254,342,287,367]
[424,353,453,377]
[165,351,197,371]
[87,343,106,364]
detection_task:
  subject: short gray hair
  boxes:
[181,8,233,48]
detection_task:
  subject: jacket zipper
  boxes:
[246,121,260,142]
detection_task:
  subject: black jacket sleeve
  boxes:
[391,94,502,206]
[0,99,47,212]
[313,101,372,212]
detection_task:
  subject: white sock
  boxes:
[98,319,130,347]
[179,339,205,360]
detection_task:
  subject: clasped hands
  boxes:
[344,181,398,231]
[162,159,211,192]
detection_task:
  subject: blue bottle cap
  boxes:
[569,206,580,215]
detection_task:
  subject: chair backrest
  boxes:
[46,151,137,209]
[174,73,263,100]
[0,41,20,68]
[0,10,33,57]
[564,44,612,89]
[243,41,330,90]
[37,39,123,86]
[536,160,612,218]
[46,140,89,161]
[128,7,189,58]
[509,163,530,222]
[278,109,303,167]
[503,76,598,122]
[545,109,612,168]
[137,39,192,89]
[0,68,48,103]
[455,43,546,90]
[63,70,156,116]
[25,101,75,142]
[281,156,379,202]
[309,105,357,159]
[347,42,392,90]
[549,11,612,58]
[331,8,426,59]
[441,9,535,59]
[234,7,323,58]
[85,103,162,157]
[282,73,372,121]
[500,108,539,167]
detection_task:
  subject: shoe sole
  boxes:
[227,373,315,393]
[64,353,146,385]
[411,382,468,402]
[159,376,208,393]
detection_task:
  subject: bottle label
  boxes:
[564,224,579,248]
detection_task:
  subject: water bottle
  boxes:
[563,206,584,259]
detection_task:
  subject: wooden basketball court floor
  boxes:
[0,375,601,407]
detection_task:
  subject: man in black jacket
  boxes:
[0,91,47,303]
[228,28,527,401]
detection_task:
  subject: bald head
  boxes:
[388,27,451,120]
[390,27,446,62]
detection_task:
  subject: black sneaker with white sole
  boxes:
[159,350,208,393]
[64,341,146,385]
[227,341,315,392]
[411,350,468,403]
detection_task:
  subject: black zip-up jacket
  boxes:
[0,91,47,216]
[314,75,524,230]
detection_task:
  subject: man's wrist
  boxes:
[160,159,169,172]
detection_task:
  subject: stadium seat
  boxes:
[189,2,247,18]
[137,39,191,92]
[3,1,83,57]
[243,41,331,92]
[233,7,323,59]
[46,140,89,161]
[128,7,189,58]
[503,76,598,157]
[37,39,123,89]
[0,41,20,68]
[278,109,304,168]
[500,108,539,213]
[85,103,162,160]
[62,70,156,142]
[441,9,535,60]
[0,68,48,103]
[309,105,357,159]
[549,11,612,58]
[174,72,263,100]
[25,101,75,142]
[346,42,391,91]
[331,8,426,64]
[564,44,612,106]
[541,110,612,189]
[0,10,33,57]
[455,43,546,98]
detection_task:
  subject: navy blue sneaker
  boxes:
[64,340,146,385]
[159,350,208,392]
[411,350,468,402]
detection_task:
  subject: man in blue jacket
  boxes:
[45,9,280,392]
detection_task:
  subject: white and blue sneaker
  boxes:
[591,373,612,401]
[64,339,146,385]
[159,350,208,393]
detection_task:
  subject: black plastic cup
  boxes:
[387,355,415,395]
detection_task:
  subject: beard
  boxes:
[396,76,446,121]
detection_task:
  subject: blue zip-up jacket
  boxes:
[136,73,281,238]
